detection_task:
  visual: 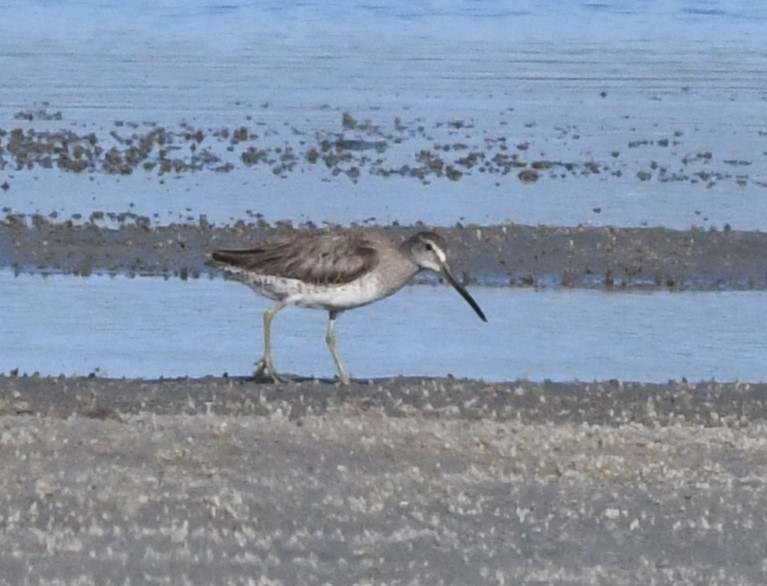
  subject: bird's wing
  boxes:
[212,233,380,285]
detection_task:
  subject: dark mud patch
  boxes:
[2,218,767,290]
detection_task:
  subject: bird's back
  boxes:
[212,232,382,286]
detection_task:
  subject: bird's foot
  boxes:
[336,368,351,386]
[254,358,288,383]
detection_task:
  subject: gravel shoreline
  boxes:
[1,376,766,585]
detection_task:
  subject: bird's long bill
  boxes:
[439,264,487,322]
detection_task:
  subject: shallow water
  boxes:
[3,271,767,382]
[0,1,765,230]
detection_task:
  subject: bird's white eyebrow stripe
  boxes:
[422,238,447,263]
[425,240,447,263]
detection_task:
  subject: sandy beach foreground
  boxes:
[1,376,765,585]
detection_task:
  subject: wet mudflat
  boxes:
[4,220,767,290]
[1,376,766,585]
[2,110,763,190]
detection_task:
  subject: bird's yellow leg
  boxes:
[254,301,288,382]
[326,310,351,385]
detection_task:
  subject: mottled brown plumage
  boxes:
[212,232,379,286]
[211,230,486,384]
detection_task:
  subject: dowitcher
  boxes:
[211,230,486,384]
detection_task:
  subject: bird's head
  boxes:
[404,232,487,322]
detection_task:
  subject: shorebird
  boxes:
[211,230,487,384]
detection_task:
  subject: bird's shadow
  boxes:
[220,372,354,386]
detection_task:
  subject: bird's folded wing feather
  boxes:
[212,234,380,285]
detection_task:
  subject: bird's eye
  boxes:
[425,243,433,251]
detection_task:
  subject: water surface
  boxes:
[3,271,766,382]
[0,0,765,230]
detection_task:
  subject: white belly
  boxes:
[226,268,405,311]
[288,272,401,310]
